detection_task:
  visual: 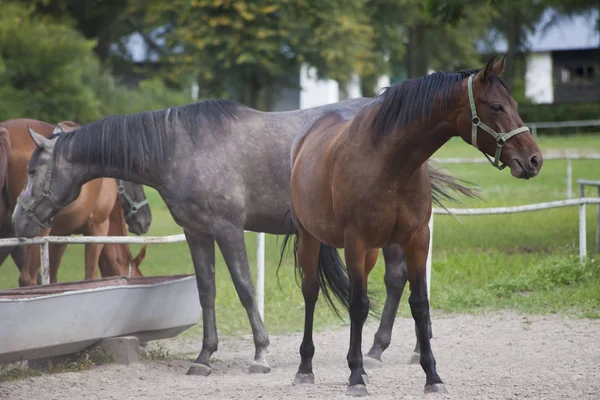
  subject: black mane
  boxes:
[369,68,508,140]
[51,99,241,174]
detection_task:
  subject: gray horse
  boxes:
[12,98,475,376]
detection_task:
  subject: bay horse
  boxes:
[282,56,543,396]
[11,96,475,376]
[0,118,149,286]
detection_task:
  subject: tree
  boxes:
[358,0,497,97]
[0,3,102,122]
[130,0,376,110]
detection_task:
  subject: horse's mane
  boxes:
[0,128,11,227]
[369,68,508,140]
[50,99,242,174]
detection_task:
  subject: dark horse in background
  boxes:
[12,95,475,375]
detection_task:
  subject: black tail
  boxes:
[277,211,379,320]
[428,162,482,211]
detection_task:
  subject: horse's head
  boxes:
[12,128,81,237]
[117,180,152,235]
[457,55,543,179]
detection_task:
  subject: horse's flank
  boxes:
[0,128,11,231]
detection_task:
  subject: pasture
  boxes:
[1,134,599,339]
[1,133,600,399]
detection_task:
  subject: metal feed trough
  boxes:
[0,274,201,364]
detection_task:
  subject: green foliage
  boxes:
[0,3,102,123]
[0,3,192,124]
[132,0,375,109]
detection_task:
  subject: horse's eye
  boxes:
[491,104,503,112]
[28,169,35,175]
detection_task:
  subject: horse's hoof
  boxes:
[293,372,314,385]
[346,384,369,397]
[349,374,369,385]
[363,356,383,370]
[407,352,420,365]
[248,360,271,374]
[424,383,448,394]
[186,363,212,376]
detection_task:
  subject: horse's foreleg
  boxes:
[365,245,419,366]
[84,220,109,280]
[18,245,40,287]
[184,230,218,377]
[49,243,69,283]
[293,230,320,385]
[212,222,270,374]
[404,227,447,394]
[345,236,370,397]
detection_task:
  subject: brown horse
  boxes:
[98,198,147,278]
[282,56,543,396]
[0,118,145,286]
[0,128,11,233]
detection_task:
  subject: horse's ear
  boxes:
[134,245,147,266]
[27,127,52,150]
[492,54,506,76]
[475,55,497,84]
[52,124,64,135]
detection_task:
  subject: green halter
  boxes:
[467,74,530,170]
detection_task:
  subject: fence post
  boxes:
[567,158,573,199]
[579,200,587,264]
[531,125,537,138]
[40,241,50,285]
[596,187,600,254]
[426,213,433,299]
[256,232,265,320]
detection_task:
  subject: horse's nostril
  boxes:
[530,155,539,168]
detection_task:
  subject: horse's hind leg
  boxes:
[365,245,423,366]
[293,229,320,385]
[212,222,270,374]
[404,227,447,394]
[184,230,218,377]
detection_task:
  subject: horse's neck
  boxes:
[382,119,456,176]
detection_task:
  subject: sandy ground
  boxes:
[1,311,599,400]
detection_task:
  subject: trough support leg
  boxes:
[97,336,141,365]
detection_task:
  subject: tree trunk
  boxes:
[406,22,429,79]
[504,8,522,92]
[360,73,378,98]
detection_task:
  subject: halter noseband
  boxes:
[467,74,530,170]
[17,169,65,230]
[117,179,149,220]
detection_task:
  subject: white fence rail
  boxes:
[528,119,600,137]
[0,232,267,320]
[432,154,600,200]
[1,154,598,316]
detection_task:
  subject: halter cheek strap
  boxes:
[117,179,149,220]
[467,74,530,170]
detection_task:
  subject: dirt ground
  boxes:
[1,311,599,400]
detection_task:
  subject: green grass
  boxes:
[1,133,600,342]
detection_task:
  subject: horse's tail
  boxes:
[427,162,481,212]
[0,128,11,229]
[278,210,378,320]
